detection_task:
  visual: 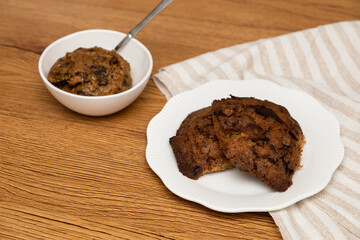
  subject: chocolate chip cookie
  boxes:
[212,96,305,191]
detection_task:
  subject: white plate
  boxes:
[146,79,344,212]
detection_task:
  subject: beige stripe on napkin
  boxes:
[153,21,360,240]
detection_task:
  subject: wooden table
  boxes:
[1,0,359,239]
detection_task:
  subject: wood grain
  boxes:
[1,0,359,239]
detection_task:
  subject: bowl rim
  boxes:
[38,29,153,99]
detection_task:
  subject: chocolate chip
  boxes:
[90,65,108,86]
[289,131,298,140]
[90,65,106,74]
[193,166,203,177]
[53,80,67,88]
[110,55,119,65]
[255,106,283,124]
[77,91,91,96]
[268,158,276,164]
[62,61,70,67]
[281,158,291,175]
[97,75,108,86]
[90,65,97,71]
[82,72,89,82]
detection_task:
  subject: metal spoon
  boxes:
[115,0,174,51]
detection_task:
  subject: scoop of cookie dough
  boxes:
[48,46,132,96]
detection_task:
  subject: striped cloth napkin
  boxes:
[153,21,360,239]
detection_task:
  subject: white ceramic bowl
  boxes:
[38,29,153,116]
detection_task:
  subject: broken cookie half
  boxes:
[169,107,234,179]
[212,96,305,192]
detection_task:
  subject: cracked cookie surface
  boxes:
[212,96,305,191]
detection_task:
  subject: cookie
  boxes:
[170,107,233,179]
[212,96,305,191]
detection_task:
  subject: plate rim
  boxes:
[146,79,344,212]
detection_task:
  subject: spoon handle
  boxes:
[115,0,174,51]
